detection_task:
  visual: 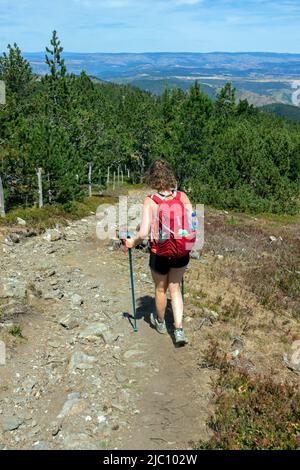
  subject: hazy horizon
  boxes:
[22,51,300,55]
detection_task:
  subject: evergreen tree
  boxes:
[215,82,236,123]
[45,30,66,79]
[0,35,299,214]
[0,43,32,97]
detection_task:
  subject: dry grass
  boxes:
[185,206,300,449]
[198,344,300,450]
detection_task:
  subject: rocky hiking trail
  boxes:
[0,190,214,450]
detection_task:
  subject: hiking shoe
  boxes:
[174,328,188,346]
[150,313,167,335]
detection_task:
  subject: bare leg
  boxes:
[151,269,168,322]
[168,267,186,329]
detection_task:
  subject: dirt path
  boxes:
[0,191,213,450]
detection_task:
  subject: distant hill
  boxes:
[118,76,292,106]
[261,103,300,122]
[24,51,299,106]
[24,51,300,79]
[118,77,217,100]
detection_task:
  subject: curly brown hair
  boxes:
[144,159,177,192]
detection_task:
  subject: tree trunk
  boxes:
[107,167,110,186]
[0,175,5,217]
[0,80,5,105]
[37,168,43,208]
[113,172,116,191]
[139,155,145,184]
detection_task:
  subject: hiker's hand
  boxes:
[126,239,135,249]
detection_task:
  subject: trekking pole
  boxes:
[181,276,184,303]
[128,243,138,333]
[120,229,138,332]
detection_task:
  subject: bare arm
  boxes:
[126,197,153,248]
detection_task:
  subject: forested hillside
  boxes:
[1,32,300,214]
[261,103,300,123]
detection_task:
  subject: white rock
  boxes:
[70,294,83,306]
[42,228,62,242]
[79,323,114,344]
[17,217,26,226]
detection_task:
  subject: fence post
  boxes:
[113,171,116,191]
[47,173,52,204]
[0,175,5,217]
[37,167,43,208]
[0,82,5,217]
[107,167,110,186]
[117,165,120,188]
[88,162,92,197]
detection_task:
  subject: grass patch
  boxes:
[226,216,238,226]
[198,342,300,450]
[0,183,145,231]
[122,382,140,392]
[255,212,299,225]
[9,324,24,338]
[245,257,300,310]
[0,195,117,231]
[219,300,250,323]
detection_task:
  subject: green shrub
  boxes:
[198,343,300,450]
[9,324,23,338]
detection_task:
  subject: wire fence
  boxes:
[0,164,133,217]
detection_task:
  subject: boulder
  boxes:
[0,278,26,299]
[61,433,98,450]
[60,315,80,330]
[44,289,64,300]
[69,351,96,372]
[0,416,23,432]
[70,294,83,306]
[42,228,62,242]
[190,250,200,260]
[57,392,88,419]
[17,217,26,226]
[79,322,114,344]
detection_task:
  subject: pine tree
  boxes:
[45,30,66,79]
[215,82,236,123]
[0,43,32,97]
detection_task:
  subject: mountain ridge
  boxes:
[23,51,300,106]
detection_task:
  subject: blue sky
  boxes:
[0,0,299,53]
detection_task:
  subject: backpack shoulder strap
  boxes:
[148,191,179,204]
[148,193,162,205]
[174,190,181,201]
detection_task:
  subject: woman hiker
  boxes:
[126,159,195,346]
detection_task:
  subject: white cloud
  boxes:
[174,0,202,4]
[73,0,203,7]
[73,0,129,7]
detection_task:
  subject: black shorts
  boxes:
[149,252,190,276]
